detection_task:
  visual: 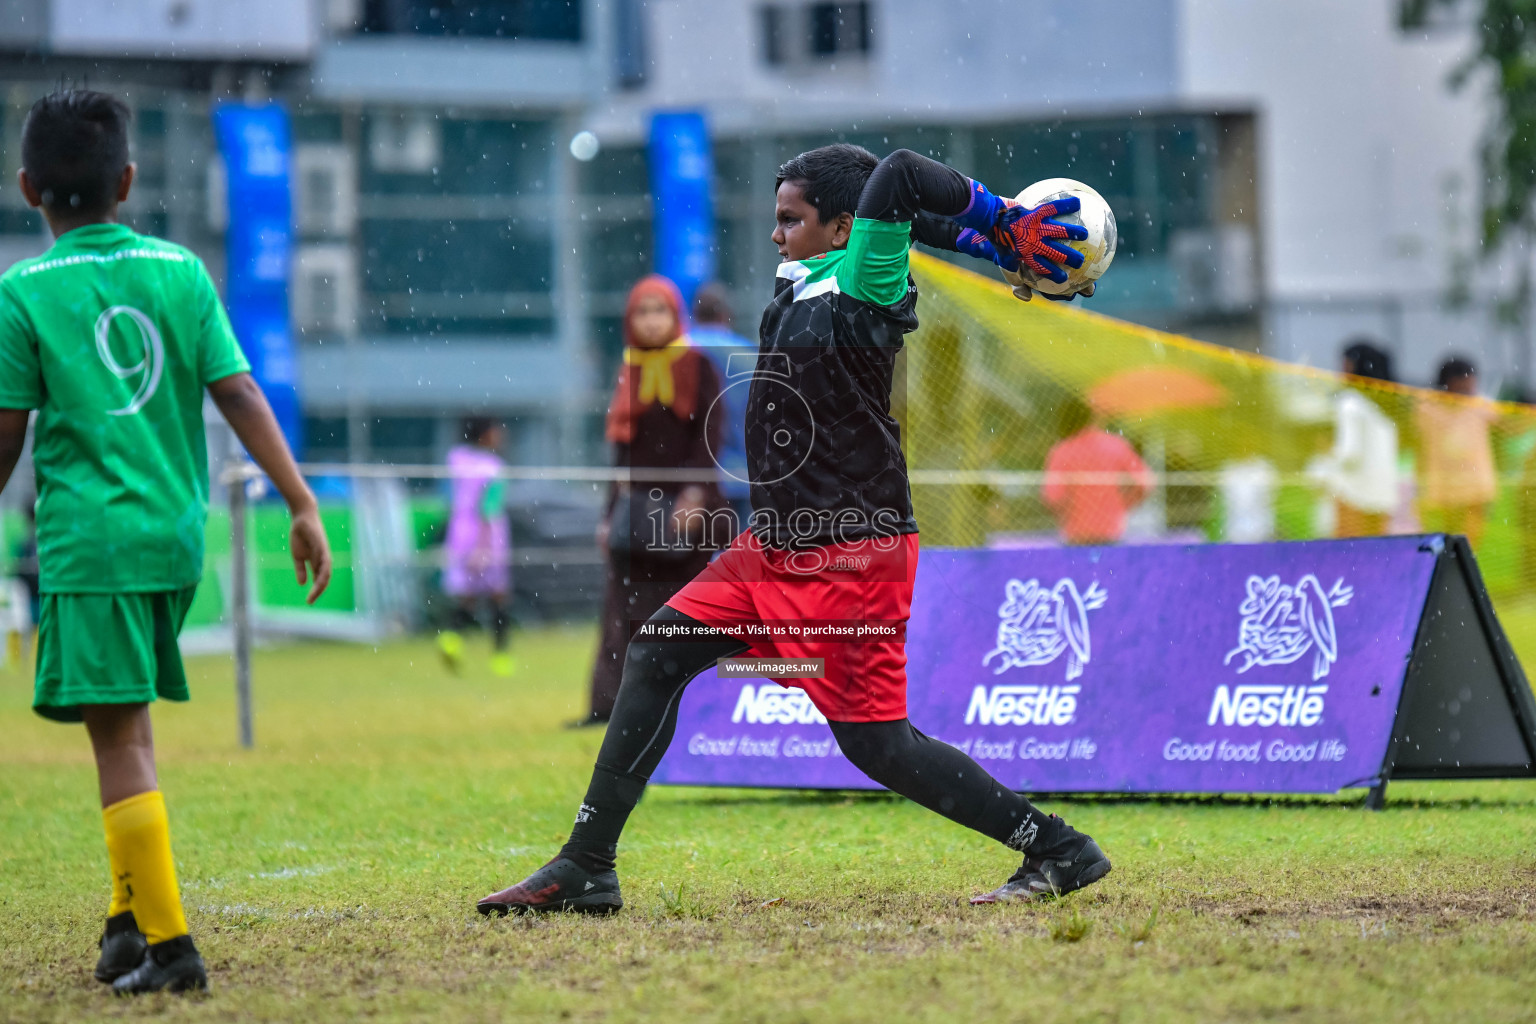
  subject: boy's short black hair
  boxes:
[691,282,733,327]
[461,416,500,445]
[1436,355,1477,388]
[1342,338,1394,383]
[21,89,132,216]
[775,143,879,224]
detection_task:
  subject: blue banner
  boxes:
[648,111,716,306]
[212,103,302,457]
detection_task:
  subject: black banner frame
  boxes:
[1367,535,1536,808]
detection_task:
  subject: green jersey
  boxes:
[0,223,250,593]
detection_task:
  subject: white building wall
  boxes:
[1177,0,1523,386]
[590,0,1179,137]
[590,0,1520,387]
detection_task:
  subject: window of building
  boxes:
[303,417,351,462]
[355,113,557,338]
[613,0,649,89]
[576,142,653,362]
[761,2,873,66]
[360,218,555,336]
[809,2,870,57]
[970,118,1198,261]
[761,6,788,65]
[369,416,439,465]
[361,0,582,40]
[133,108,168,189]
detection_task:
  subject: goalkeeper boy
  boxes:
[0,91,332,994]
[478,145,1107,914]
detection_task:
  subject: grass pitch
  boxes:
[2,624,1536,1023]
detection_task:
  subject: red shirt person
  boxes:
[1042,401,1153,545]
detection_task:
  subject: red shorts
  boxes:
[666,531,919,722]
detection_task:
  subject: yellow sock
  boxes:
[102,791,188,944]
[106,836,131,918]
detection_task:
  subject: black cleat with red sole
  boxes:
[971,823,1111,904]
[477,857,623,916]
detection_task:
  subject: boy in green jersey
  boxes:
[0,90,332,995]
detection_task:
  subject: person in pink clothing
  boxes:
[438,417,514,676]
[1042,398,1154,545]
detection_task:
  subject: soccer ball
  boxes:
[1002,178,1117,297]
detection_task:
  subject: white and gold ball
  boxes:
[1001,177,1117,297]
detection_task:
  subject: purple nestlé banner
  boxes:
[651,537,1441,794]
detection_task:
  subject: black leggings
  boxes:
[594,606,749,777]
[564,607,1057,867]
[447,596,512,651]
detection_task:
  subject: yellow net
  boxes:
[901,252,1536,611]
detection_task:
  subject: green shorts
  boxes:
[32,586,198,722]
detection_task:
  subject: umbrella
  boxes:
[1087,365,1229,417]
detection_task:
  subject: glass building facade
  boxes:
[0,82,1255,467]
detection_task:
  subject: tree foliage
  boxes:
[1401,0,1536,255]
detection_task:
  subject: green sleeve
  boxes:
[0,282,43,409]
[481,478,506,519]
[840,217,913,307]
[193,261,252,385]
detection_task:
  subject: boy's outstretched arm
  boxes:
[0,409,28,495]
[856,149,1091,300]
[839,149,977,307]
[208,373,332,604]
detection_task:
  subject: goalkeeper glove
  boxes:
[957,222,1096,302]
[954,227,1017,271]
[954,179,1088,284]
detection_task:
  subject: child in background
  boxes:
[1042,397,1153,545]
[1417,356,1498,547]
[1322,340,1400,537]
[689,282,758,531]
[438,417,514,677]
[0,90,331,994]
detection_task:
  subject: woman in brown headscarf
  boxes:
[578,275,725,725]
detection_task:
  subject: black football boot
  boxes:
[971,822,1112,903]
[111,934,208,995]
[476,857,623,916]
[94,911,148,983]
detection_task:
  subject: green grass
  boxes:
[2,626,1536,1023]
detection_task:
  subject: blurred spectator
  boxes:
[1317,339,1399,537]
[1042,397,1153,545]
[1509,388,1536,584]
[688,283,757,531]
[1417,356,1497,547]
[6,502,39,665]
[13,501,38,625]
[581,275,724,725]
[1219,456,1279,542]
[437,417,514,677]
